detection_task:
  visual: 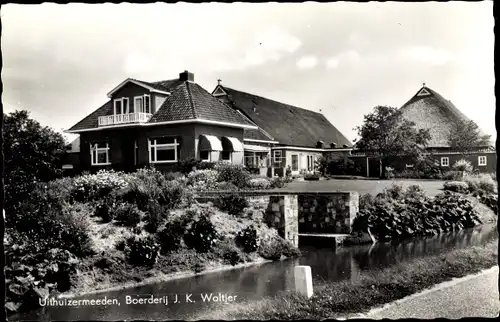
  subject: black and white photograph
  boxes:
[2,1,497,320]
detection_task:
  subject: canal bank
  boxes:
[11,223,497,321]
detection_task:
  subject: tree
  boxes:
[447,119,491,154]
[354,106,431,178]
[3,110,68,211]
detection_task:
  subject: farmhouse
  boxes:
[66,71,352,176]
[350,84,496,177]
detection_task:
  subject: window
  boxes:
[90,142,110,166]
[221,151,232,162]
[273,150,282,167]
[291,154,299,171]
[114,97,130,115]
[134,94,151,114]
[200,150,210,162]
[441,157,449,167]
[149,137,179,163]
[478,156,487,166]
[307,155,314,171]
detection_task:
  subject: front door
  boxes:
[368,158,382,178]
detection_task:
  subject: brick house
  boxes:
[66,71,257,173]
[211,83,353,176]
[350,84,496,177]
[66,71,353,176]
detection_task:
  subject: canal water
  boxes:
[13,223,498,321]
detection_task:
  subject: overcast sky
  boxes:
[2,2,495,143]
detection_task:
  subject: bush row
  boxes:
[353,185,483,241]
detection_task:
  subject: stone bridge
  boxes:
[195,191,359,247]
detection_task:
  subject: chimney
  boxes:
[330,142,337,149]
[179,70,194,82]
[217,79,222,85]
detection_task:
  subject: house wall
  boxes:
[78,123,246,173]
[109,83,152,114]
[194,124,245,165]
[283,150,323,174]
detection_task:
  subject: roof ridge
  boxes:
[222,85,326,116]
[185,82,198,119]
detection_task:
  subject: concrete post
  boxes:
[294,265,313,298]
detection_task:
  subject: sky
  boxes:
[2,2,495,143]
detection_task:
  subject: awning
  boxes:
[199,134,223,151]
[223,136,243,152]
[244,144,270,153]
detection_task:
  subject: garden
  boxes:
[4,162,299,314]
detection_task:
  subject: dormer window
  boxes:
[134,94,151,114]
[114,97,130,115]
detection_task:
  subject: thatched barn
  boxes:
[350,84,496,177]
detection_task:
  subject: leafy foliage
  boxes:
[184,214,220,252]
[304,173,321,181]
[235,225,259,253]
[214,162,252,188]
[4,110,68,212]
[354,185,482,241]
[354,106,431,177]
[144,200,166,233]
[178,158,216,174]
[113,203,142,227]
[215,194,250,217]
[248,177,272,189]
[124,235,160,267]
[447,119,492,154]
[452,159,474,174]
[214,239,246,266]
[258,234,301,260]
[156,222,184,254]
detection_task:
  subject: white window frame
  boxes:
[478,156,487,166]
[90,142,110,166]
[440,157,449,167]
[200,150,211,162]
[148,137,179,163]
[113,97,130,115]
[134,94,151,114]
[307,155,314,171]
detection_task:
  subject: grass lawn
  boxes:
[273,179,446,197]
[199,239,498,320]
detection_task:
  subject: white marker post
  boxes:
[294,265,313,298]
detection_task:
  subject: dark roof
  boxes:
[215,86,352,148]
[399,86,490,148]
[150,82,255,126]
[244,128,276,141]
[68,78,254,131]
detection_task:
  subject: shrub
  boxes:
[359,191,481,241]
[164,172,184,181]
[258,235,301,260]
[8,195,94,258]
[248,177,271,189]
[269,176,288,189]
[304,173,320,181]
[184,215,220,252]
[144,200,165,233]
[124,235,160,267]
[325,159,362,176]
[465,174,497,195]
[442,171,464,181]
[156,222,184,254]
[359,193,375,211]
[214,181,239,191]
[452,159,474,174]
[160,179,188,209]
[95,202,113,223]
[113,203,142,227]
[285,166,292,177]
[73,170,128,202]
[115,239,126,251]
[215,194,250,217]
[384,167,395,179]
[443,181,469,194]
[475,194,498,215]
[187,169,219,191]
[404,184,426,200]
[214,163,251,188]
[178,158,216,174]
[214,239,246,266]
[235,225,259,253]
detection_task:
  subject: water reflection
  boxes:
[13,224,497,321]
